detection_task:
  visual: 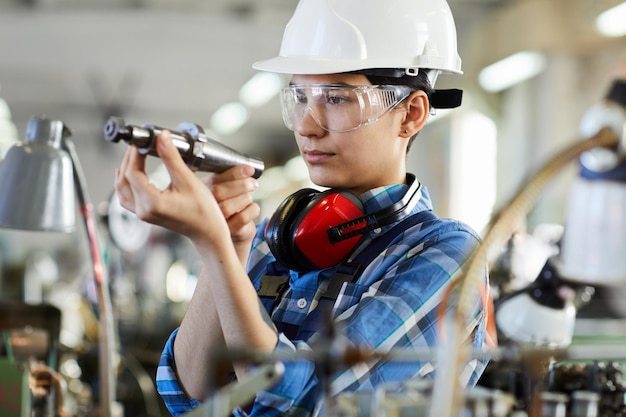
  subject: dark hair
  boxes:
[351,68,433,152]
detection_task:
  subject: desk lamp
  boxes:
[0,115,117,417]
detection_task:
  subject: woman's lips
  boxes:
[304,150,334,164]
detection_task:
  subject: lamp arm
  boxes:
[431,127,620,417]
[63,137,117,417]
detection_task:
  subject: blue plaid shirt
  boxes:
[156,181,490,416]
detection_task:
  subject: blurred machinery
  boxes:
[460,78,626,417]
[0,301,63,417]
[463,78,626,417]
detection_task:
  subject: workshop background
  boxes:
[1,0,625,416]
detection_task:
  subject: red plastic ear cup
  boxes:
[293,191,365,269]
[266,189,365,271]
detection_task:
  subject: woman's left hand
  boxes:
[202,164,260,247]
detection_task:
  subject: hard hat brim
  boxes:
[252,56,463,76]
[253,56,369,75]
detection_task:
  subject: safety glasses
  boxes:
[280,84,414,133]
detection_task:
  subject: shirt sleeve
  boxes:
[234,333,322,417]
[155,328,202,417]
[156,328,323,417]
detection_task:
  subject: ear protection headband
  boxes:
[265,174,422,272]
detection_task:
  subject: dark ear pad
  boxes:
[266,188,320,271]
[266,189,365,272]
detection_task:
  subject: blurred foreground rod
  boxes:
[103,117,264,179]
[187,340,626,417]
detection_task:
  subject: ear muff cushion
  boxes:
[266,188,320,271]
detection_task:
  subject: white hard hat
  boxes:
[253,0,462,77]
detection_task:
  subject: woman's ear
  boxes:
[399,90,429,138]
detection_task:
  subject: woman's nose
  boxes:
[295,106,326,136]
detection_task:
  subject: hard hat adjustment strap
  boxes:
[431,89,463,109]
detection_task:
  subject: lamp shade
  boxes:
[496,292,576,347]
[495,259,579,347]
[0,116,75,232]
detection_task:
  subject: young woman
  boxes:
[114,0,491,415]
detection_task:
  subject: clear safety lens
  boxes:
[280,84,413,133]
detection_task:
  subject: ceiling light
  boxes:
[239,72,283,108]
[210,102,249,135]
[596,1,626,37]
[479,51,547,93]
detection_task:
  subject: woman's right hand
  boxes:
[115,130,230,249]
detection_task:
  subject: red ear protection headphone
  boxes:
[265,174,422,272]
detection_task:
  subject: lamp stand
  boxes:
[64,137,117,417]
